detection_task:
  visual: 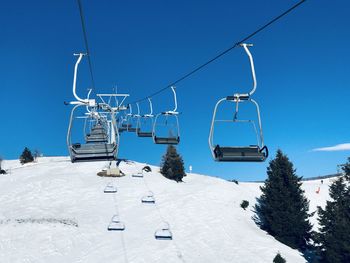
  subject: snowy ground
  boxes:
[0,157,333,263]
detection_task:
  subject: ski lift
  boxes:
[137,98,154,138]
[125,104,139,133]
[155,222,172,240]
[66,53,119,163]
[208,44,268,162]
[82,91,109,143]
[117,116,129,133]
[85,118,109,143]
[153,86,180,145]
[141,191,155,203]
[107,215,125,231]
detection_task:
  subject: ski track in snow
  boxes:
[0,157,332,262]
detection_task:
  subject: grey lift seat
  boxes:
[213,145,268,162]
[137,131,153,137]
[154,136,179,145]
[70,143,117,162]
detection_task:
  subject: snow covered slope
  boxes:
[0,157,332,263]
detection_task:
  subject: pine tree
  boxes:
[316,159,350,263]
[0,156,5,174]
[19,147,34,164]
[273,252,286,263]
[160,145,186,182]
[254,149,312,250]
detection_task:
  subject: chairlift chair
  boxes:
[208,44,268,162]
[68,104,119,162]
[137,98,154,138]
[85,121,109,143]
[117,116,128,133]
[153,86,180,145]
[82,103,109,143]
[66,53,120,163]
[155,222,173,240]
[125,104,139,133]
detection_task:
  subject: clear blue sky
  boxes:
[1,0,349,181]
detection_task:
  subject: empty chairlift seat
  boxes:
[214,145,268,162]
[66,54,120,164]
[127,127,139,133]
[208,43,268,163]
[107,215,125,231]
[154,136,180,145]
[153,87,180,145]
[118,127,127,133]
[85,129,108,143]
[137,131,153,137]
[155,222,172,240]
[137,98,154,138]
[71,143,117,162]
[85,136,108,143]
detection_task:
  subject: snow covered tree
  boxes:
[160,145,186,182]
[254,149,312,250]
[316,159,350,263]
[19,147,34,164]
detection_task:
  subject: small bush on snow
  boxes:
[240,200,249,210]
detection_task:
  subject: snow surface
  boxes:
[0,157,333,263]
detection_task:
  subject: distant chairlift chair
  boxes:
[137,98,154,138]
[118,116,129,133]
[85,119,109,143]
[153,86,180,145]
[208,43,268,162]
[125,104,139,133]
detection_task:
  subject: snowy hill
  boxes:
[0,157,333,263]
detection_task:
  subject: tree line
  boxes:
[160,146,350,262]
[254,150,350,262]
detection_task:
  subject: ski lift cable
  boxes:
[77,0,96,91]
[129,0,307,104]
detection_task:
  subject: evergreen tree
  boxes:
[254,149,312,250]
[273,252,286,263]
[0,156,6,174]
[160,145,186,182]
[240,200,249,210]
[19,147,34,164]
[316,159,350,263]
